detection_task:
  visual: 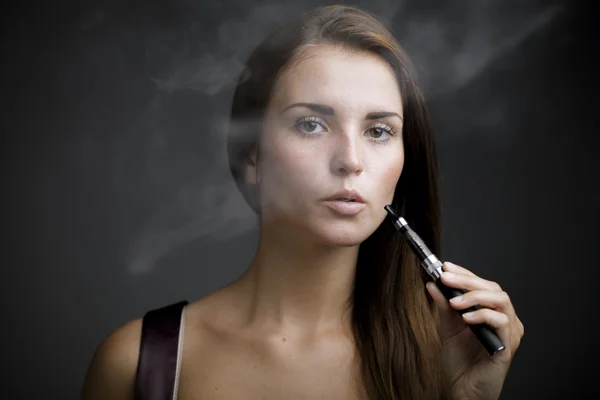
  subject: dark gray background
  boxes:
[2,0,598,398]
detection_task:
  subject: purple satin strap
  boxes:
[134,300,188,400]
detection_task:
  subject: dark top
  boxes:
[134,300,188,400]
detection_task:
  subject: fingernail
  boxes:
[462,312,474,319]
[450,296,462,304]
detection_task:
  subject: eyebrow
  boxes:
[281,102,403,121]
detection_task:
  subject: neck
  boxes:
[236,221,358,334]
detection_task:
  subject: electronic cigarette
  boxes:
[384,205,505,356]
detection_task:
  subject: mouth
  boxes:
[323,201,366,215]
[323,189,367,215]
[325,188,366,204]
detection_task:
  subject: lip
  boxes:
[325,188,366,203]
[323,189,367,215]
[324,200,367,215]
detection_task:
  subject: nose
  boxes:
[331,132,364,176]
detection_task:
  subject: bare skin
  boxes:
[82,44,404,400]
[175,285,363,399]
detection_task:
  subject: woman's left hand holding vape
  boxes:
[425,261,525,400]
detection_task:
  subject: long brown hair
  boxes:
[227,5,450,399]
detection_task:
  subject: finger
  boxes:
[461,308,513,350]
[448,289,521,337]
[440,271,502,292]
[452,288,524,351]
[443,261,476,277]
[517,317,525,338]
[462,308,510,328]
[448,289,514,313]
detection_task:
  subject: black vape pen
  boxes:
[384,205,504,356]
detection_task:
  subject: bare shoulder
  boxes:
[81,289,237,399]
[81,317,143,400]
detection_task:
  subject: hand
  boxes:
[426,261,524,400]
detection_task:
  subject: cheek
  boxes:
[259,131,323,203]
[371,150,404,200]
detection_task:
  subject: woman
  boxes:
[82,5,524,400]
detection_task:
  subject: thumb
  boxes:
[426,281,451,311]
[426,281,468,340]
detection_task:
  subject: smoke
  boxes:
[149,2,309,96]
[144,1,562,98]
[126,180,258,275]
[150,54,247,95]
[400,2,562,97]
[121,112,263,276]
[120,0,563,275]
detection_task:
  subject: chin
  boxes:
[314,222,376,248]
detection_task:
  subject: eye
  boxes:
[367,124,396,142]
[294,116,327,135]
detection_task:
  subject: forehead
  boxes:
[270,44,403,112]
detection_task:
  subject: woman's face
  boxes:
[255,44,405,247]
